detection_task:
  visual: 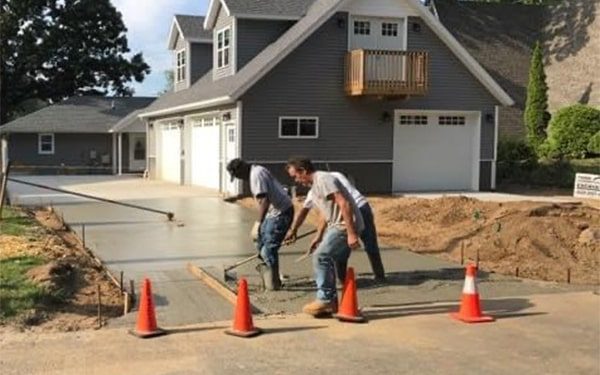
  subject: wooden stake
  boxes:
[460,242,464,265]
[123,292,130,315]
[567,268,571,284]
[130,280,136,304]
[515,267,519,278]
[97,285,102,329]
[476,249,480,269]
[119,271,124,293]
[81,224,86,248]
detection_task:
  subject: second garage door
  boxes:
[191,117,221,190]
[159,123,181,184]
[393,111,480,191]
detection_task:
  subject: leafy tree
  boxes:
[524,41,550,152]
[0,0,151,123]
[158,70,174,96]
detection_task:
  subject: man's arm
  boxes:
[285,207,310,243]
[256,194,270,224]
[332,191,360,249]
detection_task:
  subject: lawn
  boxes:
[0,207,38,237]
[0,256,50,320]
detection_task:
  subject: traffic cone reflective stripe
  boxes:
[451,265,494,323]
[129,278,166,338]
[333,267,366,323]
[225,278,262,338]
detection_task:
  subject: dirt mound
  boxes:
[371,197,600,285]
[27,261,75,293]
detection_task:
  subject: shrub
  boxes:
[497,138,536,162]
[588,131,600,155]
[545,104,600,158]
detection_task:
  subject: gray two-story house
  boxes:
[139,0,514,195]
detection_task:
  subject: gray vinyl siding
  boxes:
[190,43,213,84]
[213,6,235,80]
[406,17,497,160]
[479,161,492,191]
[9,133,112,167]
[174,35,188,92]
[240,13,502,191]
[236,19,294,71]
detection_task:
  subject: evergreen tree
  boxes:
[524,41,550,152]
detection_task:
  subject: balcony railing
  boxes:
[345,49,429,96]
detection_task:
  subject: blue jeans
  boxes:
[359,203,380,256]
[313,227,351,303]
[256,207,294,268]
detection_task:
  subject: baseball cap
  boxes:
[226,158,244,182]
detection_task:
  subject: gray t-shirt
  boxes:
[249,165,292,218]
[310,171,364,233]
[304,171,367,210]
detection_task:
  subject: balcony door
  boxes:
[350,17,407,82]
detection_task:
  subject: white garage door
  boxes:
[191,118,220,189]
[393,112,480,191]
[159,123,181,184]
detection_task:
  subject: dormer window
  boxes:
[176,50,186,82]
[217,27,231,69]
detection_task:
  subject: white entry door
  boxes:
[393,111,480,191]
[159,123,181,184]
[191,118,221,189]
[128,133,146,172]
[222,122,238,195]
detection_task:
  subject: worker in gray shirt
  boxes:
[227,158,294,290]
[286,157,363,317]
[285,171,386,282]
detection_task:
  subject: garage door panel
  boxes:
[393,112,478,191]
[191,125,220,190]
[160,125,181,184]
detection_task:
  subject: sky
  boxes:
[111,0,210,97]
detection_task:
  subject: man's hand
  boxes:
[309,236,321,253]
[347,232,360,250]
[284,230,297,245]
[250,221,261,242]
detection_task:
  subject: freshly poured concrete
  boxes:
[6,176,598,325]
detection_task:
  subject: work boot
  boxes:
[256,263,281,291]
[302,299,337,317]
[367,252,386,282]
[335,259,348,286]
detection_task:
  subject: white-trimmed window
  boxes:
[279,117,319,139]
[382,22,399,37]
[399,115,428,126]
[354,21,370,35]
[38,133,55,154]
[438,116,466,126]
[176,50,186,82]
[217,27,231,69]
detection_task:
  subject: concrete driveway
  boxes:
[7,175,264,325]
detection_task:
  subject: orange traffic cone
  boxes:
[451,264,495,323]
[225,278,262,338]
[333,267,366,323]
[129,278,166,338]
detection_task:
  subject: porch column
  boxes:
[117,133,123,175]
[1,136,8,173]
[112,133,117,174]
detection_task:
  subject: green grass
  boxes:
[0,207,37,237]
[0,256,52,320]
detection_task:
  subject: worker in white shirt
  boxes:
[285,171,386,282]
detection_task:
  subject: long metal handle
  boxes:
[7,177,174,221]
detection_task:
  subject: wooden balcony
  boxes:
[345,49,429,97]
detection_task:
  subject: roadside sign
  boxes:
[573,173,600,199]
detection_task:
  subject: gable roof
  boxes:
[0,96,155,134]
[142,0,514,119]
[168,15,212,50]
[204,0,315,29]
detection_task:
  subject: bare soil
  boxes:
[239,195,600,284]
[0,208,123,332]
